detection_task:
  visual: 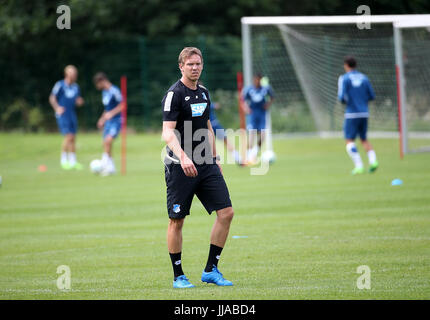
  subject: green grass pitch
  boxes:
[0,133,429,299]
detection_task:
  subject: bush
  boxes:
[1,99,45,132]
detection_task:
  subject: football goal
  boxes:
[241,15,430,157]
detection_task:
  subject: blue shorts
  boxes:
[103,118,121,139]
[56,112,78,135]
[344,117,368,140]
[210,120,225,140]
[247,110,266,131]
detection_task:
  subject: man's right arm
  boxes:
[337,75,348,104]
[162,121,197,177]
[367,79,376,101]
[49,82,65,115]
[241,87,251,114]
[49,94,65,115]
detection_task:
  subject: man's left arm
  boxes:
[75,86,84,107]
[264,87,275,110]
[367,79,376,101]
[104,101,125,120]
[105,89,124,120]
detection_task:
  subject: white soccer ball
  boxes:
[90,159,103,174]
[261,150,276,164]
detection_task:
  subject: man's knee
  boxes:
[65,134,75,143]
[217,207,234,223]
[169,218,185,230]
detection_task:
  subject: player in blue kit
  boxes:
[93,72,124,176]
[209,102,241,165]
[338,56,379,175]
[242,73,274,162]
[49,65,85,170]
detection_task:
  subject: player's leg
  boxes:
[101,135,116,175]
[201,206,234,286]
[168,218,194,288]
[257,112,267,151]
[60,135,69,168]
[213,121,241,164]
[247,113,258,163]
[165,161,196,288]
[247,118,260,163]
[67,114,82,170]
[223,137,241,165]
[359,118,378,172]
[206,206,234,267]
[64,134,76,169]
[257,129,266,151]
[196,166,234,286]
[167,217,190,286]
[66,134,82,170]
[57,115,71,169]
[101,120,120,175]
[344,118,364,174]
[249,112,265,161]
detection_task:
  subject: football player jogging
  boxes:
[242,73,274,163]
[161,47,234,288]
[49,65,84,170]
[338,56,379,175]
[93,72,124,176]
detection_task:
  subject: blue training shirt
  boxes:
[51,80,81,114]
[102,85,123,120]
[338,70,375,118]
[242,85,274,112]
[209,103,218,122]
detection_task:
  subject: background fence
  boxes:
[0,35,243,132]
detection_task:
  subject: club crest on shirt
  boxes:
[65,87,76,98]
[185,96,190,101]
[190,103,207,117]
[173,204,181,213]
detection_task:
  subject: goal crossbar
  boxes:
[241,15,430,25]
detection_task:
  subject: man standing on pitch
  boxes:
[93,72,124,176]
[338,56,379,175]
[49,65,85,170]
[242,73,274,163]
[161,47,234,288]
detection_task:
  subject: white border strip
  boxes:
[241,15,430,25]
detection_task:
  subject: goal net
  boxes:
[241,15,430,156]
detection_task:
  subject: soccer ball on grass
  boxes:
[90,159,103,174]
[261,150,276,165]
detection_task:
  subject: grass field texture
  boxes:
[0,133,429,299]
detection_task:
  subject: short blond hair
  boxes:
[178,47,203,65]
[64,65,77,75]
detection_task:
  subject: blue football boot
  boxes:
[201,265,233,286]
[173,275,195,288]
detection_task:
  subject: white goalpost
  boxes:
[241,15,430,157]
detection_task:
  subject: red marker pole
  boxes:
[120,76,128,175]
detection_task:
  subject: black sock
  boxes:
[204,244,223,272]
[169,252,184,280]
